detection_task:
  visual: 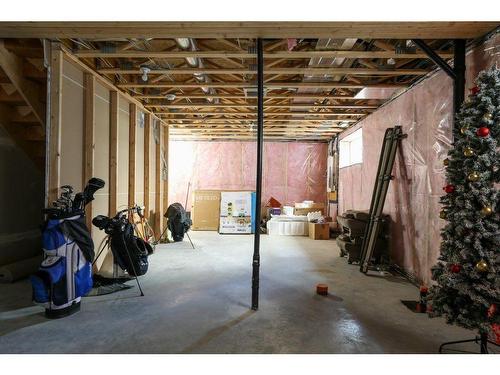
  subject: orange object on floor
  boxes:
[316,284,328,296]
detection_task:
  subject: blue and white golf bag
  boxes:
[31,215,94,318]
[30,177,104,318]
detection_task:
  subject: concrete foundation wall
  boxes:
[338,33,500,284]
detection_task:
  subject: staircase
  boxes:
[0,38,47,170]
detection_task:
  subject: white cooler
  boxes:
[266,215,309,236]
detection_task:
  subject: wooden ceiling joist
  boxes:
[99,67,430,76]
[1,22,497,39]
[157,111,367,116]
[118,82,405,89]
[75,50,455,60]
[145,104,378,109]
[133,94,357,100]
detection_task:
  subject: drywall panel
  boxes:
[92,82,110,270]
[60,59,84,191]
[135,110,145,206]
[168,141,328,210]
[117,98,129,210]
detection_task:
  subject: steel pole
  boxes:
[453,39,466,118]
[251,38,264,310]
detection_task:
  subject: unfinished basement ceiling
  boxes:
[55,37,457,141]
[4,21,496,142]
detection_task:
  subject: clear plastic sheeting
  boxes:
[338,32,500,284]
[168,141,328,210]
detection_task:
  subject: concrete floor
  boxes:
[0,231,480,353]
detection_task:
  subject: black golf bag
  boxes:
[93,209,152,277]
[31,178,104,319]
[165,203,192,242]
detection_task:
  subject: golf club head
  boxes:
[82,177,105,206]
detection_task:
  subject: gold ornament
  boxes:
[481,206,493,216]
[482,113,493,122]
[475,259,488,273]
[443,158,450,167]
[439,210,447,219]
[463,147,474,157]
[468,172,480,182]
[460,127,468,135]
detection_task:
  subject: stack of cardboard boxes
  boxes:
[191,190,256,234]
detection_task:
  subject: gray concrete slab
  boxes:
[0,232,479,353]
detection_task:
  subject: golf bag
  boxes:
[93,209,152,277]
[31,178,104,318]
[165,203,192,242]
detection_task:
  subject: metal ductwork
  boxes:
[175,38,216,103]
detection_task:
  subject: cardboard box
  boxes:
[294,206,325,216]
[219,191,255,234]
[294,202,325,216]
[308,222,330,240]
[191,190,221,231]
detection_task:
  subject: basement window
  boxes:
[339,128,363,168]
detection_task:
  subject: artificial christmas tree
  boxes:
[430,67,500,353]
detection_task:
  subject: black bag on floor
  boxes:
[165,203,192,242]
[93,210,151,277]
[110,222,149,276]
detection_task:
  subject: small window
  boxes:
[339,128,363,168]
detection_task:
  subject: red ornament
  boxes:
[488,304,497,318]
[450,264,462,273]
[443,184,455,194]
[470,86,480,95]
[476,127,490,137]
[492,323,500,345]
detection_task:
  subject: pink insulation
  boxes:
[338,34,500,284]
[168,141,328,210]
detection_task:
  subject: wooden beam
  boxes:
[0,39,45,126]
[99,67,430,76]
[156,111,367,116]
[134,94,357,100]
[83,73,95,229]
[128,103,137,208]
[75,49,455,60]
[118,82,404,89]
[145,104,378,109]
[154,123,162,235]
[162,122,169,226]
[109,91,119,215]
[168,122,357,127]
[2,22,496,39]
[144,113,151,219]
[48,43,63,203]
[170,134,332,140]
